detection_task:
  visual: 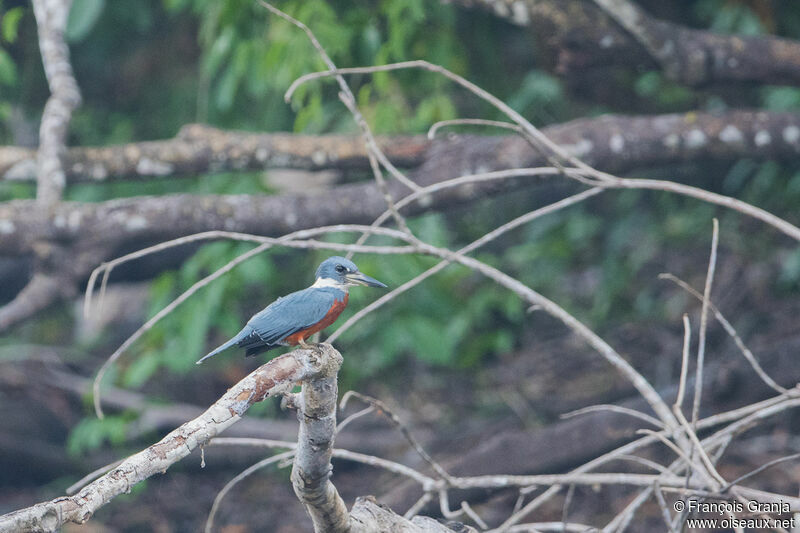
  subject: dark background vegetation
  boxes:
[1,1,799,531]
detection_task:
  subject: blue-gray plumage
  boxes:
[196,257,386,364]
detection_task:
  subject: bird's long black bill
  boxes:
[346,272,387,288]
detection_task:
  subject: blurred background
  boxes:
[1,0,800,531]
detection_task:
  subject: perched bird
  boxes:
[196,256,386,364]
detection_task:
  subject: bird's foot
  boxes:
[281,392,301,411]
[298,339,317,351]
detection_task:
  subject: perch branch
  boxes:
[289,344,349,533]
[0,346,335,532]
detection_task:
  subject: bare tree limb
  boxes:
[31,0,81,204]
[0,125,428,183]
[455,0,800,87]
[5,109,800,187]
[0,346,328,532]
[3,110,800,258]
[289,345,349,533]
[0,273,71,331]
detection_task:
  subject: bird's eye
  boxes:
[335,265,346,273]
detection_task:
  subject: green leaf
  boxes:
[406,316,458,365]
[203,25,234,78]
[763,86,800,111]
[163,0,192,13]
[1,7,24,43]
[0,48,17,86]
[122,353,160,388]
[67,415,129,455]
[66,0,105,42]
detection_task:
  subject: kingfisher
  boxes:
[196,256,386,364]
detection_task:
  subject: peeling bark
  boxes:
[0,345,468,533]
[349,497,477,533]
[0,347,321,532]
[290,345,350,533]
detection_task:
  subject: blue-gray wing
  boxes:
[244,287,338,346]
[195,287,343,364]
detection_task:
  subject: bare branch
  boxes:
[428,119,523,139]
[329,187,603,342]
[693,218,719,425]
[209,437,435,487]
[0,273,69,332]
[721,452,800,493]
[456,0,800,87]
[0,126,428,183]
[560,404,664,430]
[0,346,333,532]
[659,273,787,394]
[341,391,454,484]
[31,0,81,204]
[675,314,692,410]
[289,345,349,533]
[90,227,417,418]
[205,451,295,533]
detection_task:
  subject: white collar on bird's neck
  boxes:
[311,277,349,292]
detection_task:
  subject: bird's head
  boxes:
[314,256,387,289]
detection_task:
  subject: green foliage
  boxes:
[67,414,131,455]
[506,70,566,123]
[0,47,16,85]
[120,241,279,386]
[693,0,766,35]
[762,86,800,111]
[66,0,106,42]
[5,0,799,456]
[633,71,694,109]
[0,5,21,95]
[1,6,23,43]
[161,0,463,132]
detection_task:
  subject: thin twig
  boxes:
[721,452,800,492]
[284,61,599,178]
[329,187,603,343]
[204,451,295,533]
[560,484,576,533]
[560,404,664,429]
[85,227,414,318]
[658,273,787,394]
[340,391,454,484]
[209,437,435,487]
[653,482,677,533]
[66,459,124,495]
[404,492,434,520]
[675,314,692,410]
[693,218,719,426]
[336,405,374,435]
[428,118,524,139]
[671,407,726,489]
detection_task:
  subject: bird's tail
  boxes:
[196,332,245,365]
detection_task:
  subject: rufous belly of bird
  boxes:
[284,293,349,345]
